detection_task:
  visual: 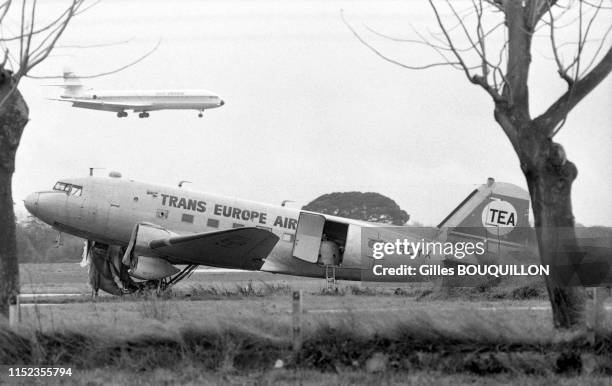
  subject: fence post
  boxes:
[586,286,612,345]
[292,290,303,354]
[9,293,20,328]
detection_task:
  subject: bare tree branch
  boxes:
[0,1,12,24]
[55,37,135,50]
[17,0,26,66]
[534,0,558,27]
[472,0,489,81]
[581,0,612,10]
[572,0,586,81]
[363,24,452,50]
[549,5,576,85]
[22,0,38,72]
[428,0,505,102]
[502,0,534,117]
[73,0,99,16]
[545,0,608,136]
[27,39,162,79]
[582,22,612,73]
[21,0,80,75]
[0,1,81,42]
[341,11,462,70]
[576,0,604,77]
[535,46,612,134]
[344,0,610,120]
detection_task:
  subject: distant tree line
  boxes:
[16,220,82,263]
[303,192,410,225]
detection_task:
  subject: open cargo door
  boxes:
[292,212,325,263]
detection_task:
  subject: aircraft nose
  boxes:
[24,192,39,215]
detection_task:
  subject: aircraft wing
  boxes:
[149,227,280,270]
[48,98,153,112]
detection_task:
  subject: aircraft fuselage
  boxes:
[24,175,379,280]
[24,175,532,284]
[63,90,225,112]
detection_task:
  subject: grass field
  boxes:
[18,263,324,295]
[1,263,611,385]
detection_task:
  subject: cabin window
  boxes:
[207,218,219,228]
[282,233,294,242]
[232,223,244,228]
[181,214,194,224]
[156,209,169,219]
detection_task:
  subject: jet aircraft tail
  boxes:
[60,69,85,97]
[437,178,533,256]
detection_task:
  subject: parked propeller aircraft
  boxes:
[24,174,532,295]
[49,71,224,118]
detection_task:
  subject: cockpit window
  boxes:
[53,181,82,196]
[53,182,68,191]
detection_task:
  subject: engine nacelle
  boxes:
[122,223,180,280]
[129,255,180,281]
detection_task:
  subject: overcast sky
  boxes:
[10,0,612,226]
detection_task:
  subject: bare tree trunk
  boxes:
[523,138,585,328]
[0,70,29,317]
[495,110,586,329]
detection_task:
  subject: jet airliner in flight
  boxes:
[50,71,224,118]
[24,174,532,295]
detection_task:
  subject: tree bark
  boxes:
[522,137,586,328]
[0,70,29,318]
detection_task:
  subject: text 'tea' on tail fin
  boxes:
[437,177,533,254]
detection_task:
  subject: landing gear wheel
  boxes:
[198,112,203,118]
[117,111,127,118]
[138,112,149,118]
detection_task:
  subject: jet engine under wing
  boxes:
[149,227,280,270]
[49,98,153,112]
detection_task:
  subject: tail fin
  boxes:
[438,178,532,253]
[60,69,84,97]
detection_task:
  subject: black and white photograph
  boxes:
[1,0,611,384]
